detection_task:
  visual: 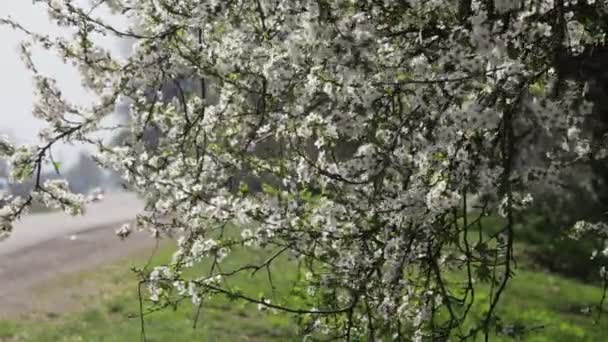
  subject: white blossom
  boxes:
[0,0,606,339]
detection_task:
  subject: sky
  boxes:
[0,1,126,167]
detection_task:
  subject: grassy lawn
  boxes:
[459,270,608,341]
[0,242,299,341]
[0,238,606,341]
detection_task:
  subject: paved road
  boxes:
[0,191,158,317]
[0,192,145,255]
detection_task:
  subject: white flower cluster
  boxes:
[0,195,28,239]
[33,179,86,216]
[115,223,131,240]
[8,145,36,183]
[1,0,607,339]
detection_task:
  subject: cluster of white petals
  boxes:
[1,0,608,339]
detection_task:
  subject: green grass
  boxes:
[0,243,300,341]
[0,239,606,341]
[458,270,608,341]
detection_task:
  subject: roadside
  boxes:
[1,192,144,255]
[0,192,155,318]
[0,223,158,318]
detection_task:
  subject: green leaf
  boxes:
[432,151,447,161]
[239,182,249,195]
[395,72,411,82]
[529,81,545,96]
[52,161,61,174]
[261,183,277,195]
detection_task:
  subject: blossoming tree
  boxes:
[1,0,608,340]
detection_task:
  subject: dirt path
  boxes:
[0,192,158,317]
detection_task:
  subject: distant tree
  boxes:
[0,159,7,179]
[64,152,105,194]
